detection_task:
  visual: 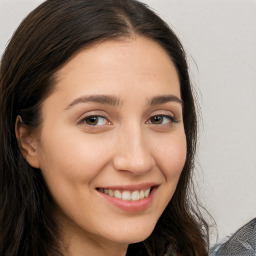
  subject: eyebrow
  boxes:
[149,95,183,106]
[65,95,121,110]
[65,94,183,110]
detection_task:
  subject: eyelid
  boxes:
[147,108,179,119]
[77,111,112,126]
[146,114,178,125]
[84,116,110,126]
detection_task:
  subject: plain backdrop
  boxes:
[0,0,255,244]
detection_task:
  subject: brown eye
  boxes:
[150,115,164,124]
[83,116,108,126]
[149,115,177,125]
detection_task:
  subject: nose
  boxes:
[112,124,155,175]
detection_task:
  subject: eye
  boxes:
[82,116,109,126]
[148,115,177,125]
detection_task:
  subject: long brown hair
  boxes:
[0,0,209,255]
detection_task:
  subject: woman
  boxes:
[0,0,209,255]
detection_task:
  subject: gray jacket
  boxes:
[210,218,256,256]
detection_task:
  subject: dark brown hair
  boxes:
[0,0,209,255]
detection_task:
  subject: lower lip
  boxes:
[98,188,157,213]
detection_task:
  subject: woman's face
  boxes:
[26,36,186,251]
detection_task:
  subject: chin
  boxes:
[105,222,156,245]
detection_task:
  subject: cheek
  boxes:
[37,130,113,222]
[154,131,187,180]
[37,129,111,187]
[150,131,187,218]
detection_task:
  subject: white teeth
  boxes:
[144,188,150,197]
[140,190,145,199]
[131,191,140,201]
[100,188,152,201]
[122,191,131,201]
[108,189,114,197]
[114,190,122,199]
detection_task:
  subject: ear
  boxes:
[15,116,40,168]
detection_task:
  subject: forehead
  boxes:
[52,36,181,99]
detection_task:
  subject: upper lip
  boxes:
[96,183,159,191]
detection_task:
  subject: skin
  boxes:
[18,36,187,256]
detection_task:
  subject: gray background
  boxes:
[1,0,255,243]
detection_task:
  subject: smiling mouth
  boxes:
[97,187,154,201]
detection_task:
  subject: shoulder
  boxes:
[210,218,256,256]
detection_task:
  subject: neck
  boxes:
[63,234,128,256]
[63,237,128,256]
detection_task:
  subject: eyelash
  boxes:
[80,114,178,127]
[81,115,110,126]
[147,115,178,125]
